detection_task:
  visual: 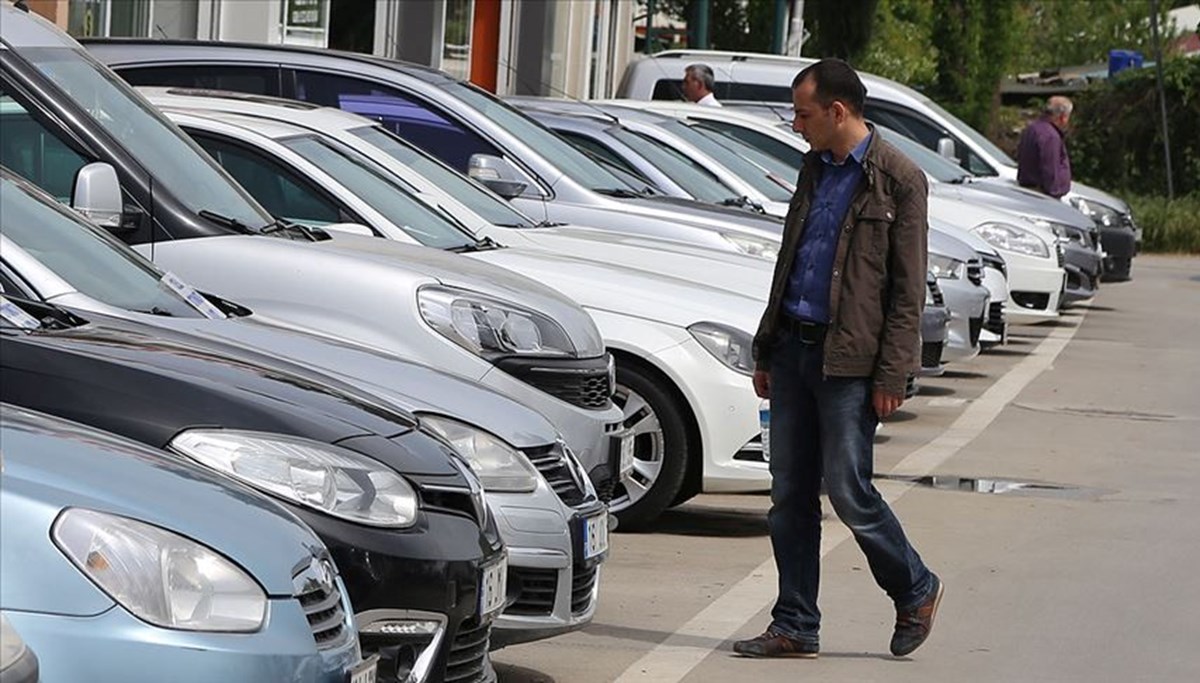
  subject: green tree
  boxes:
[1014,0,1166,72]
[802,0,881,62]
[928,0,1019,135]
[857,0,939,87]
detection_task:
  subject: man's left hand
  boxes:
[873,388,904,419]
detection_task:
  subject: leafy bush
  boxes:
[1069,58,1200,198]
[1127,194,1200,253]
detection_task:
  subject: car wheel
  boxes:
[607,363,690,529]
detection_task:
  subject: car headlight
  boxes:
[927,254,964,279]
[972,222,1050,259]
[688,322,755,376]
[721,233,780,261]
[1066,196,1120,227]
[418,286,576,358]
[170,430,418,528]
[52,508,267,632]
[419,415,540,493]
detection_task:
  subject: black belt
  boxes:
[779,316,828,344]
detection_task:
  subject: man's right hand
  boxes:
[753,370,770,399]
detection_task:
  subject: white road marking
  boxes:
[612,319,1085,682]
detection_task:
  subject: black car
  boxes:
[0,293,502,683]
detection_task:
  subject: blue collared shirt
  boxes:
[782,132,873,324]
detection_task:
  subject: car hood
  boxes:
[615,195,785,235]
[314,232,606,356]
[928,216,1002,258]
[469,246,764,333]
[928,193,1056,244]
[498,224,775,295]
[928,226,977,262]
[117,310,562,450]
[935,182,1094,229]
[0,405,327,604]
[0,307,467,477]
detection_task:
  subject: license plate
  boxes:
[583,511,609,560]
[618,433,635,478]
[349,655,378,683]
[479,556,507,617]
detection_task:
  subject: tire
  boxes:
[607,362,691,530]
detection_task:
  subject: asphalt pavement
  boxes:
[493,254,1200,683]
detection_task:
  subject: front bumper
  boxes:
[299,508,503,683]
[979,265,1009,345]
[920,302,951,376]
[1099,224,1137,282]
[1000,251,1065,322]
[4,597,360,683]
[937,278,989,363]
[1061,242,1103,305]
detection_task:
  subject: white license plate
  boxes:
[479,556,508,617]
[583,511,609,560]
[618,433,635,478]
[349,655,378,683]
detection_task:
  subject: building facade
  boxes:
[31,0,641,98]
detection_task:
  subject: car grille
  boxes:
[571,564,599,615]
[968,316,983,347]
[507,567,557,617]
[980,251,1006,279]
[986,301,1006,336]
[966,258,984,286]
[1055,242,1065,267]
[293,559,348,650]
[921,341,944,369]
[1012,292,1050,311]
[928,280,945,307]
[524,443,587,506]
[495,355,613,410]
[445,618,491,683]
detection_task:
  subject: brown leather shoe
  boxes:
[732,629,819,658]
[890,574,944,656]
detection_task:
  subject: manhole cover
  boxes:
[875,474,1110,500]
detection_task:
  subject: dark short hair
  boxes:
[792,59,867,116]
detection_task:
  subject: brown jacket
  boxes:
[752,127,928,396]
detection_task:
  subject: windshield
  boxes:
[700,120,808,172]
[441,82,635,193]
[280,135,477,249]
[19,47,271,228]
[877,126,975,183]
[608,126,735,203]
[657,119,793,201]
[351,126,537,228]
[919,95,1016,169]
[0,175,203,317]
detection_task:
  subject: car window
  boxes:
[556,130,649,183]
[606,127,732,202]
[699,120,807,172]
[188,132,345,227]
[875,126,972,183]
[0,175,200,317]
[281,135,478,249]
[290,70,500,173]
[657,119,793,201]
[349,125,536,229]
[19,46,271,228]
[117,65,281,96]
[0,91,91,202]
[864,105,948,153]
[919,95,1016,169]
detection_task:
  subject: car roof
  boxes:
[140,86,370,134]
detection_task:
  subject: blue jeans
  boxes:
[767,331,933,645]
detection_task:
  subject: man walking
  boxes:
[1017,96,1073,198]
[735,59,942,660]
[682,63,722,107]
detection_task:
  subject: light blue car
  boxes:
[0,405,373,683]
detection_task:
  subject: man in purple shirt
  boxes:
[1017,96,1073,198]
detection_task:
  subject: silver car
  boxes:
[0,170,610,649]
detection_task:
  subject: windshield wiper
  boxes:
[593,188,649,198]
[721,196,768,214]
[447,236,503,253]
[949,175,975,185]
[198,209,260,235]
[260,217,322,241]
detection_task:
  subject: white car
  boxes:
[143,90,779,528]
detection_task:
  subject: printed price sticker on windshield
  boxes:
[160,272,226,320]
[0,296,43,330]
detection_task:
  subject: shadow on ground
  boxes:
[883,409,919,423]
[916,383,957,397]
[638,504,770,538]
[576,623,899,662]
[938,369,989,379]
[494,662,556,683]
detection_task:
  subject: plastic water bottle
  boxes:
[759,399,771,462]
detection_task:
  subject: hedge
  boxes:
[1126,194,1200,254]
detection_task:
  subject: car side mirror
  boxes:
[468,154,532,199]
[936,137,956,160]
[72,162,123,228]
[316,222,376,238]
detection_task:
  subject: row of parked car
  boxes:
[0,4,1139,682]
